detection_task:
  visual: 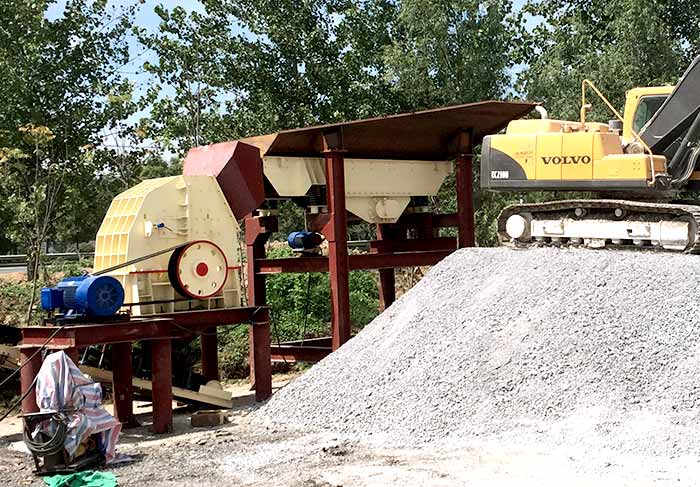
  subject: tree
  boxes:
[0,0,137,276]
[135,5,236,152]
[516,0,700,120]
[1,125,66,323]
[384,0,514,109]
[136,0,403,155]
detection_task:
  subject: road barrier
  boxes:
[0,253,94,269]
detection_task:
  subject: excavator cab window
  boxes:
[632,95,667,133]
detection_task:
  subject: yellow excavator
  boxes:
[481,56,700,252]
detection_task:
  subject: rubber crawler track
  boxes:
[498,199,700,254]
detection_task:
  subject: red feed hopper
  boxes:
[183,141,266,220]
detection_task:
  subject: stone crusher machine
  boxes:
[91,130,456,315]
[40,99,537,330]
[481,55,700,252]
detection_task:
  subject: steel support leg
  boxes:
[200,328,219,381]
[19,347,42,414]
[245,215,275,395]
[325,149,351,350]
[150,339,172,433]
[376,224,397,311]
[65,347,80,365]
[111,342,138,428]
[455,133,475,248]
[250,319,272,401]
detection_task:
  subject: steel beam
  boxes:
[275,336,333,347]
[19,347,42,414]
[111,342,138,428]
[257,250,452,275]
[245,214,275,397]
[369,236,456,254]
[200,327,218,382]
[323,142,351,351]
[150,338,172,433]
[270,345,332,363]
[376,225,397,311]
[158,307,269,333]
[250,319,272,401]
[454,130,476,247]
[352,250,453,270]
[21,319,174,348]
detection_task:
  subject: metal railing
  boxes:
[0,252,94,269]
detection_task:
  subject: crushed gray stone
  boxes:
[255,247,700,456]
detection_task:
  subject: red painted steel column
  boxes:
[245,215,274,399]
[376,224,396,311]
[150,339,172,433]
[455,132,475,248]
[250,317,272,401]
[111,342,137,428]
[200,328,219,381]
[66,347,80,365]
[19,347,42,413]
[325,147,351,350]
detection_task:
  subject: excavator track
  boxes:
[498,199,700,253]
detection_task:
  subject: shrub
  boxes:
[0,280,36,326]
[44,257,93,279]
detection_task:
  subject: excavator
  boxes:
[481,56,700,252]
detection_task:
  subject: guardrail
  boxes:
[0,243,371,270]
[0,252,94,269]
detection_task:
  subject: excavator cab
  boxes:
[621,86,673,146]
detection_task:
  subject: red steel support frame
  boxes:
[376,224,398,311]
[150,338,173,433]
[323,131,351,350]
[111,342,138,428]
[252,127,478,364]
[454,130,476,248]
[245,215,276,400]
[19,347,43,414]
[200,327,218,381]
[20,308,270,432]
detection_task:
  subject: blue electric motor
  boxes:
[287,231,324,251]
[41,275,125,317]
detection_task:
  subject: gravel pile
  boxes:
[256,247,700,453]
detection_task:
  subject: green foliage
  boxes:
[44,258,93,278]
[0,280,37,326]
[385,0,514,108]
[217,325,250,379]
[265,247,379,339]
[3,0,700,373]
[0,0,137,286]
[516,0,700,120]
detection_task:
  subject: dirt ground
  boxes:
[3,407,699,487]
[2,374,699,486]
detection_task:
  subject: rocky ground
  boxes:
[3,402,700,486]
[5,247,700,485]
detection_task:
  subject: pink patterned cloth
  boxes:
[35,351,122,463]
